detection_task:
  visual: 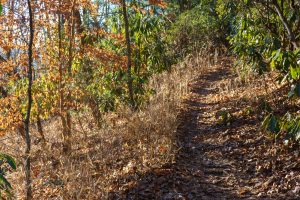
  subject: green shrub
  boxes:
[0,153,16,198]
[167,0,236,60]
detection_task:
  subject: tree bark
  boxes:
[62,0,77,154]
[24,0,34,199]
[121,0,135,108]
[58,2,68,154]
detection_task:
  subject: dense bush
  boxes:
[168,0,300,145]
[228,0,300,144]
[167,0,236,60]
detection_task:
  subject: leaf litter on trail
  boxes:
[114,60,300,199]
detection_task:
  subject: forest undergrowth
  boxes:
[105,57,300,199]
[1,0,300,199]
[3,53,300,199]
[1,53,210,199]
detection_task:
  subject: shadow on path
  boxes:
[108,65,262,200]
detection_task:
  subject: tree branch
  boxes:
[271,0,298,48]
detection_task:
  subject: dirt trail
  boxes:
[111,63,298,200]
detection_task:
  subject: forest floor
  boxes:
[3,57,300,199]
[110,59,300,199]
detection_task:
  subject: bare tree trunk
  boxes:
[272,0,298,49]
[24,0,34,199]
[121,0,135,108]
[62,0,76,154]
[57,0,72,154]
[58,4,67,153]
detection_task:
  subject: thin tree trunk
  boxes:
[62,0,76,154]
[121,0,135,108]
[57,1,70,154]
[272,0,298,49]
[24,0,34,199]
[6,0,14,60]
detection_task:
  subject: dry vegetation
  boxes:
[1,54,211,199]
[104,58,300,199]
[2,54,298,199]
[195,62,300,198]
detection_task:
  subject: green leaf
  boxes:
[295,130,300,141]
[270,59,276,69]
[272,49,281,60]
[0,3,2,15]
[268,115,280,134]
[288,84,300,98]
[0,174,12,189]
[0,154,16,170]
[262,114,271,129]
[291,67,298,80]
[283,58,290,69]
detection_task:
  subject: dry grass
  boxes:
[212,67,287,111]
[1,53,211,199]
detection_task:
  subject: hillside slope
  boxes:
[110,59,300,199]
